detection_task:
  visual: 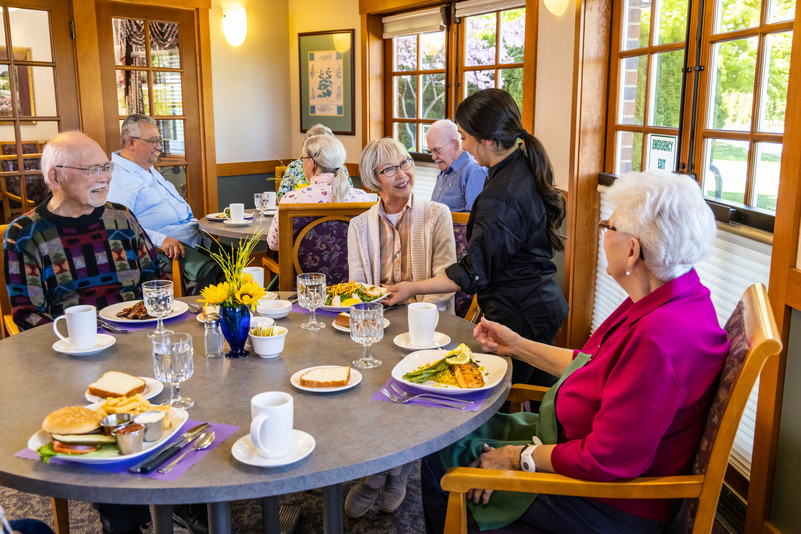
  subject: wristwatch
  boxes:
[520,444,539,472]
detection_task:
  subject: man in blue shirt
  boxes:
[425,119,487,212]
[107,114,221,294]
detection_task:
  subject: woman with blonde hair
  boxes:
[276,124,353,198]
[267,135,369,250]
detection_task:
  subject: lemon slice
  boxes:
[446,352,471,365]
[341,297,361,306]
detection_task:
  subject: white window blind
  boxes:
[383,8,444,39]
[454,0,525,18]
[594,185,772,477]
[412,161,440,201]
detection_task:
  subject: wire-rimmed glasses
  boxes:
[350,302,384,369]
[152,333,194,409]
[376,158,413,178]
[142,280,174,338]
[297,273,326,331]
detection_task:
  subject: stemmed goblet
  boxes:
[152,332,194,409]
[142,280,174,338]
[297,273,326,331]
[254,193,267,221]
[350,301,384,369]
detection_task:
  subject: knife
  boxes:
[129,422,211,474]
[287,293,298,303]
[97,318,129,334]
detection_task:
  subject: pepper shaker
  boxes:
[204,313,224,358]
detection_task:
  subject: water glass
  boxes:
[254,193,267,221]
[152,332,194,409]
[143,280,174,338]
[297,273,326,331]
[350,302,384,369]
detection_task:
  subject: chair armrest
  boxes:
[507,384,549,404]
[262,257,279,274]
[441,467,704,499]
[4,314,19,336]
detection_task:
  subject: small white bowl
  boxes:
[256,299,292,319]
[249,325,288,358]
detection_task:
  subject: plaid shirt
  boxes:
[3,200,165,330]
[377,196,413,287]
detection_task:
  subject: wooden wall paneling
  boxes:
[217,161,278,177]
[114,0,211,9]
[362,13,385,147]
[72,0,107,149]
[521,0,538,133]
[747,4,801,530]
[563,0,612,349]
[196,7,217,216]
[359,0,443,16]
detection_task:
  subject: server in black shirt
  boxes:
[385,88,568,390]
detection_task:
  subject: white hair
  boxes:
[359,138,414,191]
[305,123,334,139]
[607,170,717,282]
[41,131,83,189]
[427,119,459,141]
[303,135,351,202]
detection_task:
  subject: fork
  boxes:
[390,383,475,404]
[380,388,467,410]
[96,317,129,334]
[186,303,201,313]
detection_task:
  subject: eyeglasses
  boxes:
[376,158,413,178]
[423,140,456,156]
[599,219,645,260]
[131,136,163,147]
[300,150,321,164]
[55,162,115,176]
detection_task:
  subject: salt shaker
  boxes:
[204,313,224,358]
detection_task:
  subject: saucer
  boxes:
[393,332,452,350]
[52,334,116,356]
[231,430,316,467]
[223,219,254,227]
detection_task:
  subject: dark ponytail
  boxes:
[455,89,566,252]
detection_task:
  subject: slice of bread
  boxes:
[299,366,351,388]
[88,371,146,398]
[335,313,350,328]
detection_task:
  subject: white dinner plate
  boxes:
[28,404,188,464]
[331,317,390,333]
[231,431,315,468]
[393,332,452,350]
[320,286,389,312]
[391,350,508,394]
[223,220,254,227]
[99,300,189,325]
[52,334,116,356]
[290,366,362,393]
[206,212,254,222]
[85,376,163,403]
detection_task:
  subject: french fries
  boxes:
[96,394,172,429]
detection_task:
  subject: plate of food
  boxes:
[290,366,362,393]
[99,300,189,324]
[321,281,388,312]
[84,371,163,403]
[206,210,254,222]
[29,396,187,464]
[331,312,390,333]
[391,344,507,394]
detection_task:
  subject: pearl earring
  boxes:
[626,269,631,276]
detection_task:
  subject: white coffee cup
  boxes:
[243,266,265,289]
[53,305,98,350]
[229,203,245,223]
[408,302,439,347]
[366,193,378,203]
[263,192,276,209]
[250,392,293,459]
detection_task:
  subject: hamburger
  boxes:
[37,406,118,463]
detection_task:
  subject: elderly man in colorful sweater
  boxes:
[3,131,165,331]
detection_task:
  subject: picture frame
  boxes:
[298,29,355,136]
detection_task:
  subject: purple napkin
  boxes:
[291,303,340,317]
[15,419,239,482]
[372,377,489,411]
[99,310,193,334]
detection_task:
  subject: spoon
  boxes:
[158,431,216,473]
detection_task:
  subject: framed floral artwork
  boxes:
[298,29,355,136]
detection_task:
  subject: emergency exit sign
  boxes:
[648,135,677,172]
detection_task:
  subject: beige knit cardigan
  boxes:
[347,194,456,313]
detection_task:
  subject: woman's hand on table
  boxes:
[385,281,416,306]
[466,444,525,504]
[473,317,522,356]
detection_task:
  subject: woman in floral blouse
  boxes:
[276,124,353,199]
[267,135,369,250]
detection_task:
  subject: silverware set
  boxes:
[380,384,474,410]
[96,316,129,334]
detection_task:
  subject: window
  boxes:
[384,2,527,155]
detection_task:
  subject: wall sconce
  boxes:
[223,7,247,47]
[333,33,351,54]
[544,0,569,16]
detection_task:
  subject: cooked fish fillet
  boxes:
[453,364,484,389]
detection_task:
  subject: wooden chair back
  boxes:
[270,202,374,291]
[450,212,480,322]
[441,283,782,534]
[0,223,17,337]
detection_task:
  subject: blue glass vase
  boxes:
[220,304,250,358]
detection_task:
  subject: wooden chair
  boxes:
[451,212,481,323]
[157,248,184,298]
[262,202,374,291]
[441,283,781,534]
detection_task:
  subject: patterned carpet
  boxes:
[0,460,426,533]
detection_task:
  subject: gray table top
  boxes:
[198,209,273,240]
[0,295,510,505]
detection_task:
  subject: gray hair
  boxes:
[305,123,333,139]
[426,119,459,142]
[606,170,717,282]
[41,131,83,189]
[303,135,351,202]
[120,114,157,147]
[359,138,414,191]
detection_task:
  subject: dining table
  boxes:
[0,294,512,534]
[198,209,273,241]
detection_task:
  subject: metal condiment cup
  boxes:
[100,413,133,436]
[134,411,166,442]
[112,423,145,454]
